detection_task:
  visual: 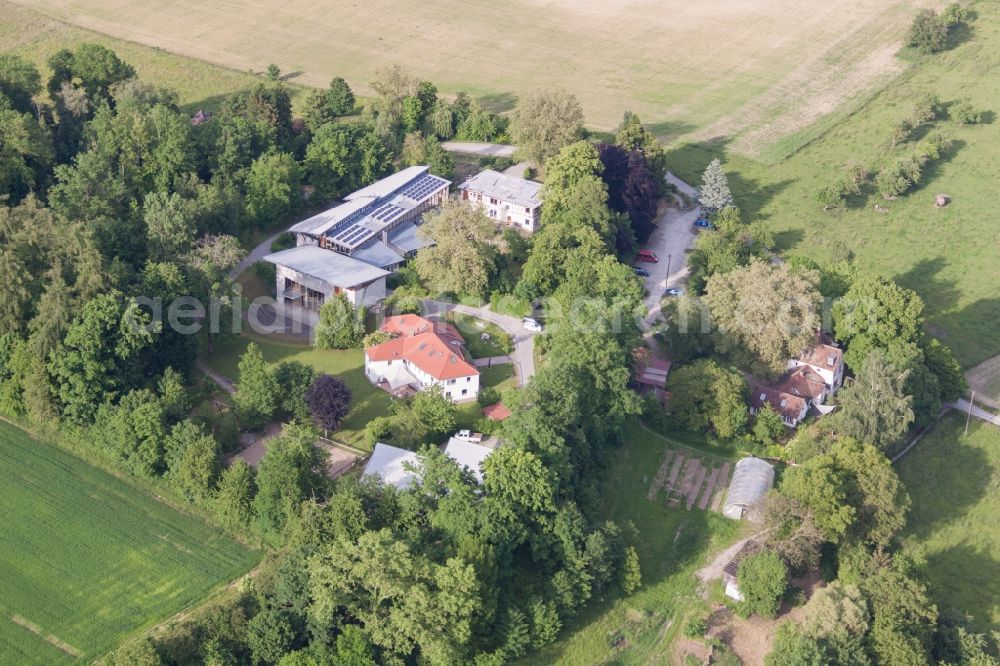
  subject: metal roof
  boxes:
[264,246,389,289]
[722,457,775,520]
[346,165,430,201]
[443,437,493,483]
[459,169,543,208]
[351,240,404,269]
[289,197,372,236]
[362,443,420,489]
[387,219,434,254]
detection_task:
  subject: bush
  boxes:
[950,100,982,125]
[252,261,276,285]
[683,613,708,638]
[907,10,949,53]
[270,232,296,252]
[737,551,787,618]
[815,182,846,209]
[364,415,393,445]
[875,163,910,199]
[490,292,532,318]
[477,386,500,407]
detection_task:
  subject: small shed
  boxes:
[722,539,763,600]
[722,457,775,520]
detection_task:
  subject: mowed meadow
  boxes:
[0,421,259,663]
[670,0,1000,369]
[12,0,936,156]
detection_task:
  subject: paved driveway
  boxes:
[423,299,536,386]
[641,173,703,329]
[441,141,517,158]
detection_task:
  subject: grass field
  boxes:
[529,420,740,664]
[202,335,390,451]
[202,335,518,450]
[0,420,259,663]
[670,0,1000,369]
[896,413,1000,635]
[11,0,939,155]
[0,0,310,113]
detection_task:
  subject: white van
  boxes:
[522,317,543,332]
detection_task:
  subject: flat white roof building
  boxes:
[459,169,543,232]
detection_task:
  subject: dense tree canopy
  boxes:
[510,89,584,164]
[705,260,823,375]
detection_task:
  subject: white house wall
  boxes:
[365,356,479,401]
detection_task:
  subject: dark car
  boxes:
[663,287,684,297]
[633,267,651,277]
[694,218,714,230]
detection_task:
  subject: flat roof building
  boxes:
[459,169,543,232]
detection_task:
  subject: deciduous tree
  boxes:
[836,351,915,451]
[305,374,352,435]
[705,260,822,375]
[314,294,365,350]
[738,551,787,618]
[413,201,496,297]
[510,89,584,164]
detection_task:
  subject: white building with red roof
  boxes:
[364,315,480,401]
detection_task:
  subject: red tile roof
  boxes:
[366,330,478,381]
[483,403,512,421]
[751,386,807,423]
[381,315,465,346]
[797,342,843,371]
[777,366,827,402]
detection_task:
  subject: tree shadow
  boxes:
[771,228,805,251]
[662,136,733,184]
[894,256,963,323]
[898,415,994,544]
[911,138,966,195]
[923,543,999,635]
[645,119,699,140]
[477,92,518,114]
[280,70,305,82]
[928,297,1000,367]
[726,169,794,222]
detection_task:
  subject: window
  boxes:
[447,378,456,385]
[466,376,471,382]
[461,389,468,396]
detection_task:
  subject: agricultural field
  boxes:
[528,421,741,664]
[13,0,937,155]
[0,421,259,664]
[896,412,1000,635]
[670,0,1000,369]
[0,0,310,113]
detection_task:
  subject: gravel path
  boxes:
[441,141,516,158]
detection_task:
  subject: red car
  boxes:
[637,249,658,263]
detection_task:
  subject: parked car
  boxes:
[637,249,659,263]
[523,317,543,332]
[663,287,684,297]
[694,218,714,229]
[633,266,651,277]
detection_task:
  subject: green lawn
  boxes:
[0,421,259,664]
[528,420,740,664]
[447,313,513,359]
[667,0,1000,369]
[201,335,390,451]
[896,412,1000,636]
